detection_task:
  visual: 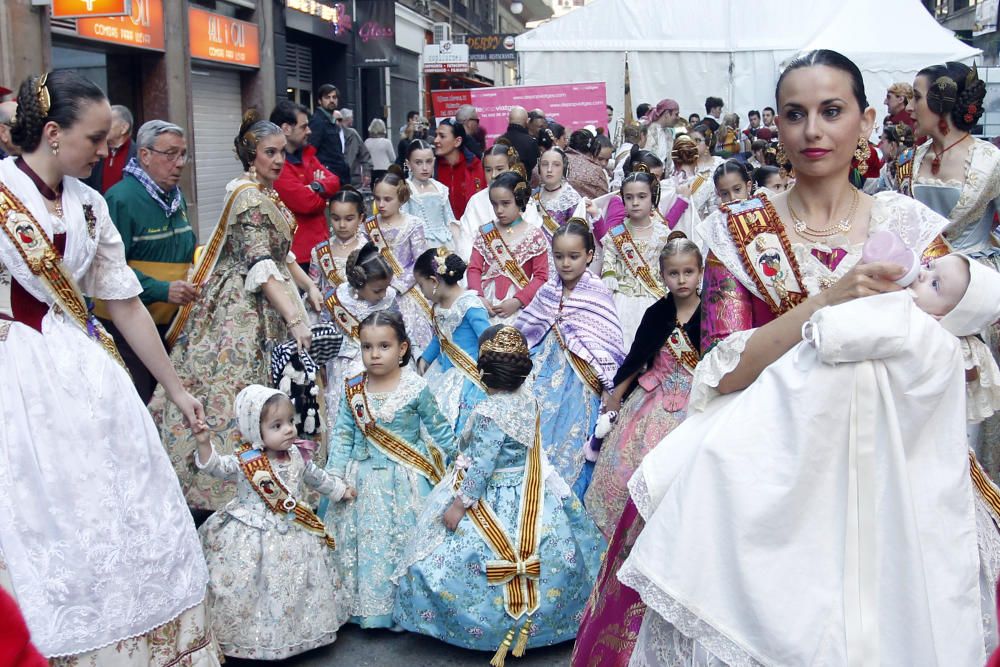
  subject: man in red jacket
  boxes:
[270,100,341,269]
[434,118,485,219]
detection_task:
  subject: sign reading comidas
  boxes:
[75,0,164,51]
[52,0,130,19]
[189,7,260,68]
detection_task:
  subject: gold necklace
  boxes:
[787,187,858,238]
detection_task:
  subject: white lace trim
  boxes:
[688,329,755,413]
[434,290,481,336]
[366,368,426,422]
[914,138,1000,238]
[244,258,285,293]
[466,382,537,446]
[963,336,1000,425]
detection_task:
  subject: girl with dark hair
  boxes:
[600,170,673,347]
[0,71,216,664]
[516,220,624,496]
[565,129,610,200]
[454,143,545,261]
[369,168,433,355]
[534,146,584,240]
[712,158,753,204]
[309,188,367,298]
[414,247,490,430]
[394,324,605,657]
[320,241,399,418]
[155,108,325,513]
[873,123,916,195]
[467,171,550,322]
[402,140,459,247]
[611,49,996,666]
[910,61,1000,475]
[324,309,456,630]
[548,121,568,149]
[573,233,703,667]
[688,123,726,217]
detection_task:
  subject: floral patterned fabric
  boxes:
[393,393,606,651]
[378,213,433,353]
[196,445,350,659]
[402,178,457,247]
[323,370,457,628]
[152,178,306,511]
[601,220,672,348]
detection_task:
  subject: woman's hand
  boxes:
[291,321,313,352]
[495,298,522,319]
[443,497,467,531]
[818,261,904,308]
[167,387,206,430]
[307,285,323,312]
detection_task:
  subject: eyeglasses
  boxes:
[147,147,189,164]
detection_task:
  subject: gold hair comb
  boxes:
[480,326,528,355]
[36,73,51,118]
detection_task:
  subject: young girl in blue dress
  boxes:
[516,220,624,497]
[401,139,459,248]
[324,310,456,630]
[393,325,605,659]
[414,247,490,431]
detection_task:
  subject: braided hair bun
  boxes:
[477,325,533,392]
[919,62,986,132]
[345,241,393,290]
[234,109,283,170]
[10,71,106,153]
[414,247,468,286]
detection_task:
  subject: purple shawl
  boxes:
[516,270,625,390]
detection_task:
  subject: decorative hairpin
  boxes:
[434,246,451,276]
[514,180,529,192]
[931,76,958,111]
[632,162,651,174]
[36,73,51,118]
[480,326,528,356]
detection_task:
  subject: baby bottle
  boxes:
[860,230,920,287]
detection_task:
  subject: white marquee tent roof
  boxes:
[516,0,980,124]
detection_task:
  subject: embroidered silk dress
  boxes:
[307,231,367,300]
[535,182,584,240]
[151,177,307,511]
[454,186,546,262]
[420,290,491,430]
[0,158,215,664]
[196,444,351,659]
[324,370,456,628]
[402,178,457,247]
[601,220,672,348]
[467,222,550,324]
[376,212,433,353]
[516,272,624,496]
[392,387,606,651]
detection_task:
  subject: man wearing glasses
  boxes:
[456,104,483,159]
[97,120,197,402]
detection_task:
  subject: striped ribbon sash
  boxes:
[324,287,361,340]
[364,215,433,318]
[607,223,665,299]
[664,322,700,374]
[479,222,530,289]
[434,313,487,391]
[314,239,345,287]
[553,323,604,395]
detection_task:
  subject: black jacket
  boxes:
[613,295,701,398]
[498,124,538,177]
[308,108,351,186]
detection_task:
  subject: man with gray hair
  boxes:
[97,119,197,401]
[0,101,18,158]
[339,108,372,187]
[455,103,483,158]
[84,104,136,193]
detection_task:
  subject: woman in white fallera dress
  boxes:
[0,72,217,665]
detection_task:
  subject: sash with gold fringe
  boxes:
[553,324,603,395]
[606,223,666,299]
[433,312,487,391]
[314,239,345,287]
[0,182,126,370]
[344,373,446,483]
[364,215,433,319]
[166,182,257,345]
[324,288,362,340]
[453,413,544,664]
[664,322,700,375]
[236,443,336,549]
[721,195,807,316]
[479,222,530,289]
[533,193,560,235]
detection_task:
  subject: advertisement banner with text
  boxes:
[355,0,395,67]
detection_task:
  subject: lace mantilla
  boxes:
[464,383,537,446]
[687,329,755,413]
[365,368,426,422]
[963,336,1000,424]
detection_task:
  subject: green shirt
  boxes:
[104,174,196,304]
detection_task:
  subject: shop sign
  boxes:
[75,0,164,51]
[466,34,517,62]
[189,8,260,68]
[355,0,395,68]
[52,0,130,19]
[423,42,470,74]
[286,0,352,37]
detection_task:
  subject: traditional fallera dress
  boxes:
[421,290,491,430]
[308,231,367,301]
[912,137,1000,477]
[364,212,433,353]
[392,386,606,655]
[584,296,701,539]
[533,182,584,241]
[324,369,457,628]
[467,220,550,324]
[611,192,1000,665]
[152,176,308,511]
[454,186,545,262]
[516,271,624,496]
[690,156,726,218]
[601,218,672,348]
[402,177,457,248]
[196,386,351,660]
[0,157,216,665]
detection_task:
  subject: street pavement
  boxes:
[225,624,574,666]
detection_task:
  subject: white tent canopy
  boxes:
[516,0,980,125]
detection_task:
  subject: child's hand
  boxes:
[341,487,357,501]
[443,498,467,531]
[585,198,599,219]
[479,295,494,314]
[495,298,522,319]
[601,390,622,414]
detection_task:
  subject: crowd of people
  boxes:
[2,48,1000,667]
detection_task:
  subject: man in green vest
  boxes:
[99,120,197,402]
